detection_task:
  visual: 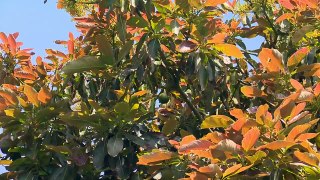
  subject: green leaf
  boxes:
[118,40,134,61]
[49,166,75,180]
[147,39,160,60]
[127,16,148,28]
[93,140,107,170]
[107,136,123,157]
[61,56,107,74]
[116,14,127,43]
[114,102,130,114]
[201,115,234,129]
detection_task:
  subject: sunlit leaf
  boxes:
[215,44,244,58]
[38,86,52,104]
[137,150,174,165]
[294,151,319,167]
[258,48,283,73]
[290,79,304,90]
[223,164,242,178]
[179,140,213,153]
[207,33,227,44]
[241,86,265,98]
[242,127,260,151]
[205,0,228,7]
[257,140,295,150]
[287,48,310,67]
[24,84,40,107]
[286,124,311,142]
[0,87,19,105]
[0,160,12,165]
[201,115,234,129]
[275,13,294,24]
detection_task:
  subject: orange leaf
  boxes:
[287,47,310,67]
[258,48,284,73]
[187,171,208,180]
[205,0,228,7]
[180,135,197,146]
[278,0,295,10]
[257,140,295,150]
[0,87,19,105]
[314,83,320,96]
[0,32,8,44]
[223,164,242,178]
[137,150,174,165]
[289,102,306,121]
[14,71,37,81]
[294,151,319,167]
[207,33,227,44]
[201,132,224,143]
[198,164,222,176]
[286,124,311,142]
[24,84,40,107]
[230,108,245,119]
[275,13,294,24]
[242,127,260,151]
[290,79,304,90]
[132,90,148,97]
[38,86,52,104]
[231,118,247,131]
[179,140,213,153]
[241,86,265,98]
[215,44,244,58]
[296,133,319,142]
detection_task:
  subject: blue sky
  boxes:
[0,0,78,173]
[0,0,78,57]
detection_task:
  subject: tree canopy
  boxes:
[0,0,320,179]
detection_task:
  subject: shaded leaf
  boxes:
[177,41,197,53]
[62,56,106,74]
[223,164,242,178]
[107,136,123,157]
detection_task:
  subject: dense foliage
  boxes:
[0,0,320,179]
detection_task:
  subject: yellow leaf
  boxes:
[0,160,12,165]
[201,115,234,129]
[205,0,228,7]
[215,44,244,58]
[24,84,40,107]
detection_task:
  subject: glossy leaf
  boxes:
[241,86,265,98]
[258,48,284,73]
[179,140,213,153]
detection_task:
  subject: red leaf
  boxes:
[242,127,260,151]
[179,140,213,153]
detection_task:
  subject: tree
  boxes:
[0,0,319,179]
